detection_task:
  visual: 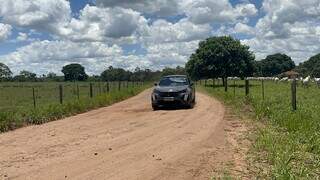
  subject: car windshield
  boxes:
[158,77,188,86]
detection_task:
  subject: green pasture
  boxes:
[201,79,320,178]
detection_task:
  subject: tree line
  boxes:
[0,63,186,82]
[1,36,319,82]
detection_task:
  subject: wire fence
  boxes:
[197,78,320,111]
[0,81,144,111]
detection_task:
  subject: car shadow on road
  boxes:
[155,103,196,111]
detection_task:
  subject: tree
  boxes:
[186,36,255,81]
[161,66,186,76]
[256,53,295,76]
[0,63,12,81]
[87,75,101,82]
[62,63,88,81]
[44,72,64,82]
[130,67,144,81]
[47,72,57,79]
[296,53,320,77]
[100,66,130,81]
[13,70,37,82]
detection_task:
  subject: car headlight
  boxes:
[153,89,161,94]
[179,89,187,93]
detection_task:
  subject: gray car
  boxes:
[151,75,195,110]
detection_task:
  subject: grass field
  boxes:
[0,81,148,132]
[201,79,320,178]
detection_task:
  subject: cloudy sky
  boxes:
[0,0,319,75]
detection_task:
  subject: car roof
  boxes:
[162,75,187,78]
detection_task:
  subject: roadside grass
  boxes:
[199,80,320,178]
[211,171,234,180]
[0,82,149,132]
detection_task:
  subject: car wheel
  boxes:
[186,104,193,109]
[187,97,196,109]
[186,101,194,109]
[152,104,159,111]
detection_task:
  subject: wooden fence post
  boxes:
[59,85,63,104]
[32,87,36,108]
[245,79,249,96]
[118,81,121,91]
[224,78,228,92]
[291,78,297,110]
[89,83,93,98]
[204,79,207,87]
[99,82,102,94]
[106,81,110,92]
[262,79,265,100]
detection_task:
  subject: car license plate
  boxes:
[163,97,174,101]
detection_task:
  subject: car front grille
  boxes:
[158,91,180,97]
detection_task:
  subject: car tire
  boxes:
[186,101,194,109]
[187,97,196,109]
[186,104,193,109]
[152,104,159,111]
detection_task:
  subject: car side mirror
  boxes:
[154,83,158,86]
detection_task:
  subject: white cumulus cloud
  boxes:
[60,5,148,42]
[0,40,123,74]
[145,18,211,44]
[95,0,181,16]
[243,0,320,63]
[16,32,28,42]
[234,22,255,35]
[181,0,257,24]
[0,0,71,34]
[0,23,12,41]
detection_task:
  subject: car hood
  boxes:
[154,85,188,92]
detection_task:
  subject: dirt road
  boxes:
[0,89,240,180]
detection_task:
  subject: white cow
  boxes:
[315,78,320,88]
[280,77,288,82]
[302,76,311,88]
